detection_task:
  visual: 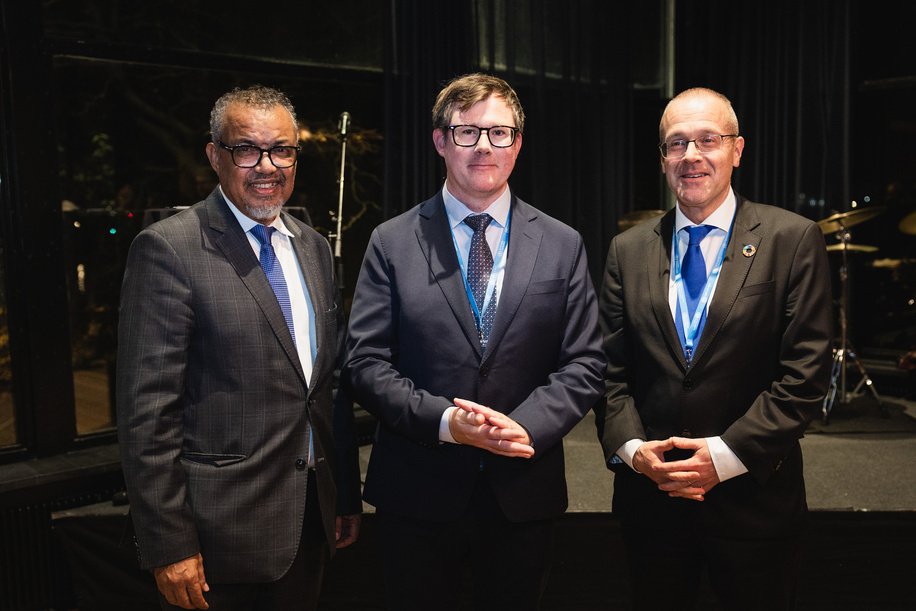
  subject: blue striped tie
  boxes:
[250,225,296,346]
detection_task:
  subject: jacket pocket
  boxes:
[181,452,247,467]
[738,279,775,299]
[527,278,565,295]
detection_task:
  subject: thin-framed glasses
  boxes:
[218,142,301,168]
[448,125,520,148]
[659,134,739,159]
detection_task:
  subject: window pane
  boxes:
[54,58,384,435]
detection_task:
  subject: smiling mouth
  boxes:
[251,181,280,190]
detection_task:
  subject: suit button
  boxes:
[683,379,694,390]
[479,367,489,377]
[296,458,306,471]
[681,429,693,438]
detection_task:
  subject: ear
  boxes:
[732,136,745,168]
[432,128,447,157]
[205,142,221,173]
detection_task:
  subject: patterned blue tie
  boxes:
[464,214,495,345]
[250,225,296,346]
[676,225,714,355]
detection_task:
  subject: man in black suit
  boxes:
[118,85,361,610]
[342,73,605,609]
[595,87,832,609]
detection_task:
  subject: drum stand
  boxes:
[821,224,883,424]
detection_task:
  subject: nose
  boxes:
[682,140,703,161]
[254,150,279,171]
[471,128,494,152]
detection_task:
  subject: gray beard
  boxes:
[247,202,284,222]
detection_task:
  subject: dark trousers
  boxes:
[621,522,803,611]
[375,472,554,611]
[159,472,328,611]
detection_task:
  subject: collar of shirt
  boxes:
[219,185,294,240]
[674,186,737,236]
[668,186,737,314]
[442,182,511,237]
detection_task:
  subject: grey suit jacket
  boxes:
[117,188,361,582]
[595,194,832,538]
[342,190,606,522]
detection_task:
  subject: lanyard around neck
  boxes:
[450,210,511,334]
[672,222,731,360]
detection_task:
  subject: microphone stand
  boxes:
[332,112,349,291]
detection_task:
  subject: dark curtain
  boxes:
[383,0,648,283]
[382,1,477,219]
[674,0,853,220]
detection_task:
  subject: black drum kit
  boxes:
[818,205,916,423]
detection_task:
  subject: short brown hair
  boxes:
[432,73,525,134]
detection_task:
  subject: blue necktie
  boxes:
[676,225,714,354]
[250,225,296,346]
[464,214,495,345]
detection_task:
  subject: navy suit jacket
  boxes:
[117,188,361,581]
[595,194,832,538]
[342,190,605,522]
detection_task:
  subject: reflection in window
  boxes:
[54,57,384,435]
[0,263,14,447]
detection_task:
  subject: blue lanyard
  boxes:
[672,222,731,362]
[450,210,511,338]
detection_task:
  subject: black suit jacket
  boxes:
[595,194,832,538]
[117,188,361,581]
[342,191,605,522]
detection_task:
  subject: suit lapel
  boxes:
[285,212,327,388]
[649,210,688,368]
[482,196,540,364]
[207,194,308,386]
[415,194,484,355]
[691,196,760,366]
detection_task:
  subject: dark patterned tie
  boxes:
[250,224,296,346]
[464,214,495,344]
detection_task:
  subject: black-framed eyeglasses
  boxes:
[659,134,739,159]
[448,125,520,148]
[218,142,301,168]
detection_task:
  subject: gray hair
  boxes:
[659,87,740,142]
[210,85,298,144]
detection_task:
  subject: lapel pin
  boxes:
[742,244,756,257]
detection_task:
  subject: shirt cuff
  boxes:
[616,438,644,471]
[706,436,748,481]
[439,406,458,444]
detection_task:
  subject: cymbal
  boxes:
[817,206,885,234]
[618,209,664,232]
[826,243,878,253]
[899,211,916,235]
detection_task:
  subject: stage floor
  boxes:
[358,393,916,513]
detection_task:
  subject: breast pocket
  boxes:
[738,279,775,299]
[527,278,565,295]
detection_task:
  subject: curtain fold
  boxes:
[674,0,852,219]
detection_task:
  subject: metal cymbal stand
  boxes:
[821,223,883,424]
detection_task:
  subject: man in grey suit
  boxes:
[595,87,832,609]
[342,73,605,609]
[117,85,361,610]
